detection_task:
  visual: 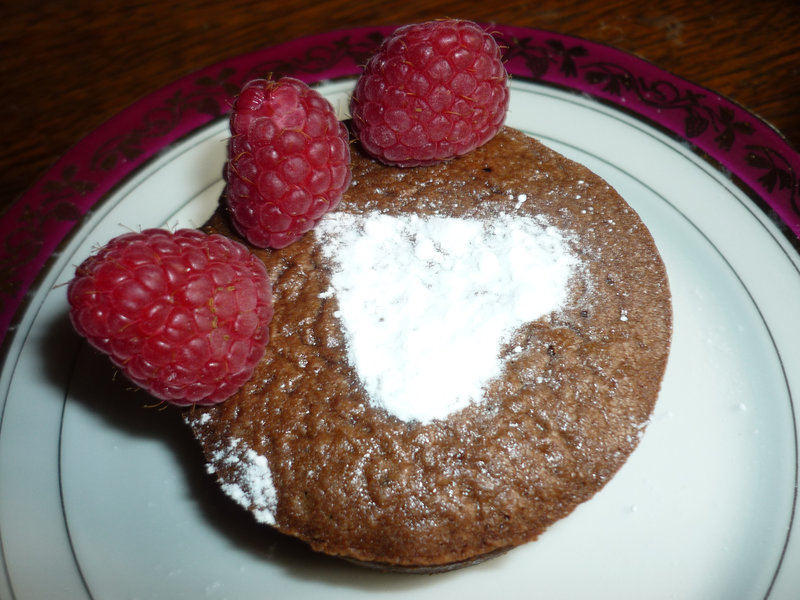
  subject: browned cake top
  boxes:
[185,126,672,569]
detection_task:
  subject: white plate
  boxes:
[1,74,799,599]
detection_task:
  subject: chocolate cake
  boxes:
[184,126,672,571]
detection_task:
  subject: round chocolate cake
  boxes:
[184,126,672,571]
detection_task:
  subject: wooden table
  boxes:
[2,0,798,217]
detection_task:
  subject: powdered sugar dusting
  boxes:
[316,211,580,423]
[212,438,277,525]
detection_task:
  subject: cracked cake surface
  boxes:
[184,126,672,570]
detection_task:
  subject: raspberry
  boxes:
[350,19,510,167]
[67,229,274,406]
[226,77,352,249]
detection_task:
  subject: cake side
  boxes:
[185,126,672,568]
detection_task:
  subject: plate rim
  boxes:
[1,23,799,351]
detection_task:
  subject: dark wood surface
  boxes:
[2,0,799,217]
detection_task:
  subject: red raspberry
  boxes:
[350,19,510,167]
[67,229,274,406]
[226,77,352,249]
